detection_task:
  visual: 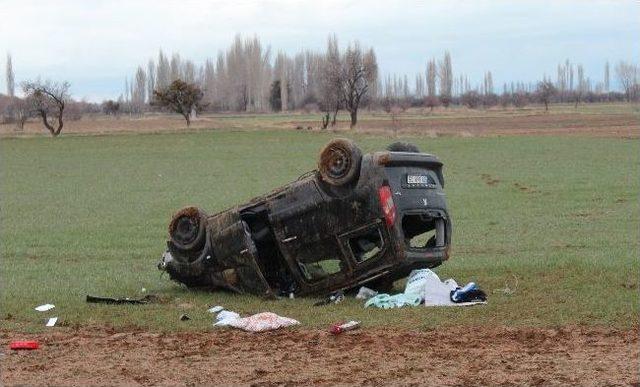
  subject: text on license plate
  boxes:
[407,175,431,184]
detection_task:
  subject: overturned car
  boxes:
[158,138,452,298]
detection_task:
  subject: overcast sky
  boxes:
[1,0,638,102]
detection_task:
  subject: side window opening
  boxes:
[347,225,385,263]
[298,258,343,281]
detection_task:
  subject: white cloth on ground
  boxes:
[422,270,486,307]
[215,311,300,332]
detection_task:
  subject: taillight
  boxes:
[378,186,396,227]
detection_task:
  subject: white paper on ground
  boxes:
[207,305,224,314]
[35,304,55,312]
[46,317,58,327]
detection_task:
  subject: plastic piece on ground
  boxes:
[179,314,190,321]
[313,291,345,306]
[10,341,39,350]
[35,304,55,312]
[225,312,300,332]
[355,286,378,300]
[207,305,224,314]
[86,295,154,305]
[46,317,58,327]
[214,310,241,326]
[330,320,361,335]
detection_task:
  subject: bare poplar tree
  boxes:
[6,54,15,97]
[319,35,342,126]
[437,51,452,106]
[156,50,170,90]
[604,61,610,92]
[574,64,585,108]
[132,66,147,113]
[147,60,156,104]
[424,59,438,110]
[170,53,181,82]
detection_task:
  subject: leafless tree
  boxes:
[604,61,610,93]
[147,60,156,103]
[318,35,342,126]
[22,79,70,137]
[156,50,170,90]
[340,42,378,128]
[615,61,639,102]
[132,66,146,114]
[574,64,585,108]
[6,54,15,97]
[461,90,481,108]
[102,100,120,116]
[536,79,556,111]
[437,51,452,107]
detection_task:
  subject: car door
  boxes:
[267,180,352,288]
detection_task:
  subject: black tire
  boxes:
[168,206,207,252]
[386,141,420,153]
[318,138,362,186]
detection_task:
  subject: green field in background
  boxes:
[1,130,638,332]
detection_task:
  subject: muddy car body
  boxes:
[159,139,451,298]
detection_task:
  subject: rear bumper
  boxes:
[404,245,449,265]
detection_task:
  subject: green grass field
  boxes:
[1,130,638,332]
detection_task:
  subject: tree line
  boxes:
[1,34,639,135]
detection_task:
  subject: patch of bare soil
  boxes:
[1,326,637,386]
[356,112,640,138]
[2,110,638,138]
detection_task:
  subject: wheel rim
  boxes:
[325,146,351,179]
[172,215,199,246]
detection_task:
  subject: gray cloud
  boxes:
[1,0,637,101]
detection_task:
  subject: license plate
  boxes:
[407,175,430,185]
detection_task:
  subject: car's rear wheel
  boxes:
[168,206,207,253]
[386,141,420,153]
[318,138,362,186]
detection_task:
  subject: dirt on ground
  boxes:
[2,325,637,386]
[2,108,639,138]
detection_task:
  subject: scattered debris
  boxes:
[313,291,345,306]
[46,317,58,327]
[330,320,361,335]
[365,269,432,309]
[214,310,240,326]
[355,286,378,300]
[86,295,155,305]
[179,314,190,321]
[10,341,39,350]
[493,275,519,296]
[364,269,488,308]
[216,312,299,332]
[35,304,55,312]
[450,282,487,303]
[207,305,224,314]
